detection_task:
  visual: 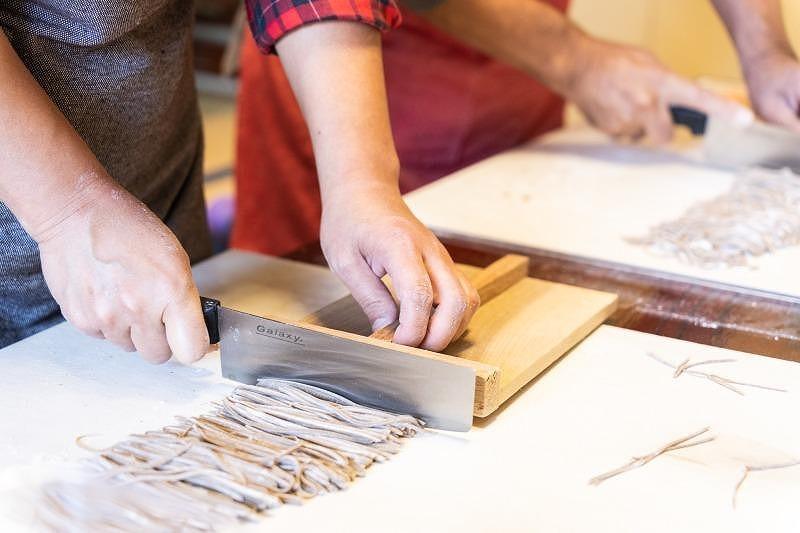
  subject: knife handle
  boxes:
[201,296,221,344]
[370,254,530,343]
[669,105,707,135]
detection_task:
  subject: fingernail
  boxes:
[371,317,394,330]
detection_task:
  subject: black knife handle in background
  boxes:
[201,296,221,344]
[669,105,708,136]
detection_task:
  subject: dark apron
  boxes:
[0,0,212,347]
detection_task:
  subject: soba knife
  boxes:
[200,297,476,431]
[670,105,800,173]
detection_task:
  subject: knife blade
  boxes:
[670,105,800,173]
[201,297,476,431]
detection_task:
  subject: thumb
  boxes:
[663,75,753,126]
[163,288,210,364]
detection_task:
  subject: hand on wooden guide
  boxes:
[320,188,479,352]
[713,0,800,133]
[742,50,800,133]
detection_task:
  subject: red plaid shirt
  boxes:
[245,0,402,53]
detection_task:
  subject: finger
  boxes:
[419,253,478,352]
[663,75,753,126]
[61,308,104,339]
[163,286,209,364]
[643,102,674,145]
[94,300,135,351]
[594,113,632,141]
[60,285,104,339]
[611,125,646,144]
[386,250,434,347]
[131,318,171,364]
[594,92,640,141]
[759,96,800,133]
[332,257,398,330]
[452,269,480,340]
[605,112,646,144]
[101,324,135,352]
[626,127,647,144]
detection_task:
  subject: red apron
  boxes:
[232,3,568,256]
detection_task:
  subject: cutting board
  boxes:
[404,126,800,299]
[303,258,618,417]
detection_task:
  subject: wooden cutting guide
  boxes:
[404,126,800,299]
[303,255,618,417]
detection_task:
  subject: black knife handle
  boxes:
[201,296,221,344]
[669,105,708,136]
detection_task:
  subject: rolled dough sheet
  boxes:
[1,251,798,532]
[404,127,800,298]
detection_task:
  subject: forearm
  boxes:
[0,33,112,240]
[275,20,478,349]
[275,21,400,204]
[714,0,800,129]
[408,0,589,95]
[712,0,795,66]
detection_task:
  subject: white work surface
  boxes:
[1,250,799,532]
[404,126,800,299]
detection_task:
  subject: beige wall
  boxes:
[569,0,800,81]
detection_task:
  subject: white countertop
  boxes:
[404,126,800,299]
[1,250,798,532]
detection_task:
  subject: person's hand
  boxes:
[565,39,751,143]
[320,183,479,352]
[742,49,800,133]
[32,173,209,364]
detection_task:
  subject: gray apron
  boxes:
[0,0,212,347]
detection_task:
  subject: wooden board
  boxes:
[304,263,618,416]
[403,126,800,299]
[438,239,800,363]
